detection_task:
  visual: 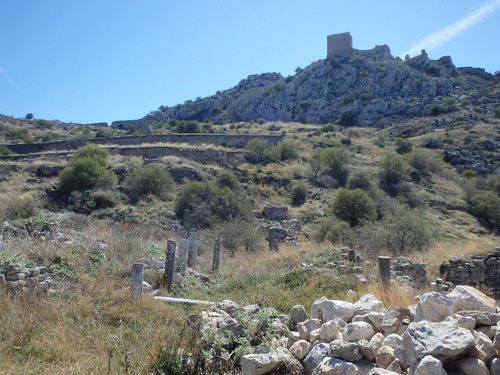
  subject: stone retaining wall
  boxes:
[440,248,500,298]
[1,134,284,155]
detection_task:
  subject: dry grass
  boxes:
[353,282,417,308]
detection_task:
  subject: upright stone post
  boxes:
[212,238,221,272]
[188,231,198,270]
[269,227,278,251]
[164,240,176,292]
[378,256,391,290]
[131,263,144,299]
[177,239,189,276]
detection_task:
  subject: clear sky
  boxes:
[1,1,499,125]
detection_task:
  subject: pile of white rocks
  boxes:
[197,285,500,375]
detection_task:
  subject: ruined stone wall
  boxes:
[1,134,284,155]
[0,147,250,166]
[440,248,500,297]
[327,32,353,57]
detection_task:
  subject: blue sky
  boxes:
[1,1,499,125]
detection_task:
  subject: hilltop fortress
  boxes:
[327,32,392,60]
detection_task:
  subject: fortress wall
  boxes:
[0,146,250,167]
[1,134,284,155]
[440,249,500,297]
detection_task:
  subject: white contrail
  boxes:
[0,64,22,92]
[402,0,500,57]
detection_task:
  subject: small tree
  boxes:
[363,207,434,255]
[25,113,34,120]
[331,189,376,227]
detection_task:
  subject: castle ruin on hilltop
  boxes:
[327,32,392,60]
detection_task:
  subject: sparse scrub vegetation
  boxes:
[174,181,251,229]
[0,108,498,374]
[124,164,173,199]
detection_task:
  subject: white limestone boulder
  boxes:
[303,342,329,375]
[381,334,403,349]
[313,357,375,375]
[470,331,497,364]
[322,299,356,323]
[240,346,283,375]
[298,319,322,341]
[457,358,490,375]
[414,292,454,322]
[353,294,385,315]
[290,304,308,325]
[408,355,446,375]
[344,321,375,342]
[404,321,475,361]
[289,339,312,360]
[448,285,496,313]
[311,297,328,320]
[375,346,395,369]
[319,320,339,341]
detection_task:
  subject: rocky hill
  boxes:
[132,48,498,130]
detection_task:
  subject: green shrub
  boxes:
[58,144,117,194]
[0,145,14,155]
[315,218,354,245]
[346,170,374,194]
[219,219,265,253]
[406,150,441,176]
[124,164,173,199]
[246,139,280,163]
[379,153,404,196]
[321,123,338,133]
[216,170,240,190]
[291,185,307,206]
[173,121,201,133]
[337,112,356,126]
[469,191,500,229]
[276,139,299,161]
[331,189,376,227]
[174,182,251,229]
[394,138,413,154]
[493,107,500,119]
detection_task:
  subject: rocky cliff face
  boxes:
[143,50,494,127]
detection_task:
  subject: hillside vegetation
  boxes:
[0,49,499,374]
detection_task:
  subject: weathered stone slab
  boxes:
[343,321,375,342]
[290,304,308,325]
[415,292,454,322]
[353,294,385,315]
[405,321,475,359]
[448,285,496,313]
[456,358,489,375]
[322,299,355,323]
[408,355,446,375]
[240,346,283,375]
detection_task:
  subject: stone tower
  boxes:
[327,32,353,58]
